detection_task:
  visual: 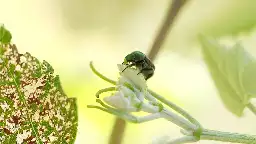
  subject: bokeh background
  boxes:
[0,0,256,143]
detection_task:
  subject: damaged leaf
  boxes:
[0,25,77,144]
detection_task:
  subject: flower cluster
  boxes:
[103,64,162,114]
[88,63,197,130]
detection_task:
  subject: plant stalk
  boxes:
[201,129,256,144]
[247,102,256,116]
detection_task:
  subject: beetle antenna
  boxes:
[121,63,136,72]
[122,66,129,72]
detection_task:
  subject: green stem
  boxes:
[247,102,256,116]
[149,90,202,128]
[87,105,135,122]
[201,129,256,144]
[87,105,114,115]
[88,100,139,123]
[96,87,116,98]
[161,109,197,131]
[90,61,116,85]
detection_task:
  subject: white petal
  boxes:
[103,92,130,109]
[136,91,145,102]
[117,64,147,90]
[141,103,159,113]
[119,85,135,96]
[144,91,157,103]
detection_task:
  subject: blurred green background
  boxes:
[0,0,255,143]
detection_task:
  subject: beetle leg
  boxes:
[145,73,153,80]
[137,68,154,80]
[136,60,147,75]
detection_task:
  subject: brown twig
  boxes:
[148,0,187,61]
[247,102,256,116]
[108,118,126,144]
[108,0,187,144]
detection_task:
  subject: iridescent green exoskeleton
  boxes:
[122,51,155,80]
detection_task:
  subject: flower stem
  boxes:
[161,109,197,131]
[247,102,256,116]
[87,104,137,122]
[87,105,113,115]
[96,87,116,98]
[90,61,116,85]
[149,90,201,128]
[201,129,256,144]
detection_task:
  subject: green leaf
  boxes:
[0,32,77,142]
[242,61,256,98]
[199,36,255,116]
[0,25,12,44]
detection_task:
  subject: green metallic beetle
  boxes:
[122,51,155,80]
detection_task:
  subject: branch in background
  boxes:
[247,102,256,116]
[109,0,187,144]
[148,0,187,61]
[108,118,126,144]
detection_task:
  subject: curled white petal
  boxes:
[103,91,131,109]
[145,91,157,103]
[141,102,160,113]
[119,85,134,97]
[117,64,147,91]
[137,91,144,102]
[104,86,144,111]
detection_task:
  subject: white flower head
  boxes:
[103,86,139,111]
[103,64,148,111]
[117,64,147,92]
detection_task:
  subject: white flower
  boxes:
[103,86,139,111]
[117,64,147,92]
[103,64,148,111]
[102,64,163,115]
